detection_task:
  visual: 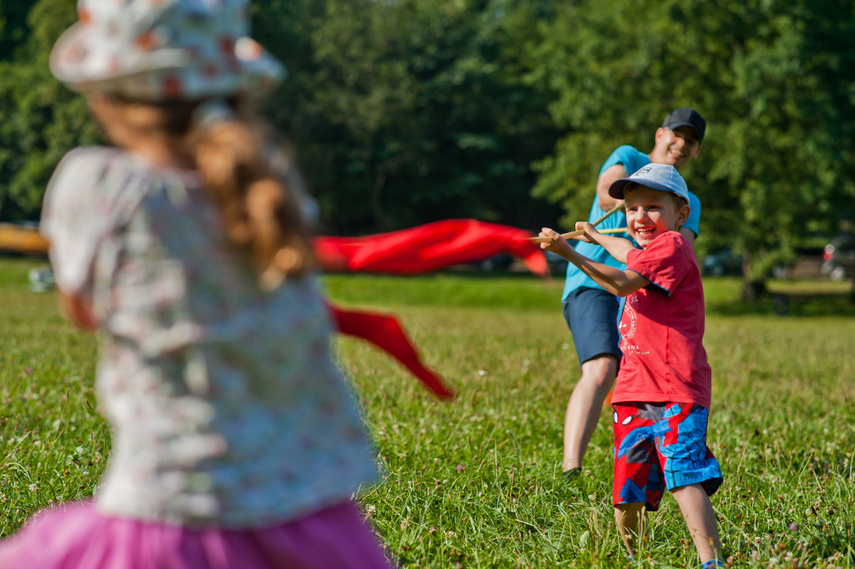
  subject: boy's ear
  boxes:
[676,204,691,228]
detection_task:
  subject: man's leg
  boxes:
[562,353,618,472]
[671,483,723,565]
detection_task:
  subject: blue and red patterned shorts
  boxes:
[613,402,723,511]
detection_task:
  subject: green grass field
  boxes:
[1,257,853,567]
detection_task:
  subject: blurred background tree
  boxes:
[527,0,855,293]
[256,0,560,234]
[0,0,97,220]
[1,0,853,292]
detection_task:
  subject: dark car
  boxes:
[702,248,742,277]
[544,250,569,274]
[821,234,855,281]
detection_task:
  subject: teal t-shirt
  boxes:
[561,145,701,300]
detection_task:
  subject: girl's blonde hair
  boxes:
[104,96,314,287]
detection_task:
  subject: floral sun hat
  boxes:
[50,0,285,101]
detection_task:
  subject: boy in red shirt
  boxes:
[538,163,723,568]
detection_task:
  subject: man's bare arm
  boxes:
[596,164,628,211]
[679,227,697,247]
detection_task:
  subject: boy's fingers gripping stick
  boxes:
[528,201,626,243]
[530,227,628,244]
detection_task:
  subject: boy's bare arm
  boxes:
[539,227,649,296]
[571,221,635,264]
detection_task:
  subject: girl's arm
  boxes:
[58,289,98,331]
[539,227,649,297]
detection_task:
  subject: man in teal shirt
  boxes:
[561,108,706,479]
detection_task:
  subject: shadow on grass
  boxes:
[708,291,855,317]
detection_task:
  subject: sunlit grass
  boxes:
[1,257,853,567]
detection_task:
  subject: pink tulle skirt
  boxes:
[0,500,395,569]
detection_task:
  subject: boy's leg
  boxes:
[671,483,723,565]
[563,354,618,472]
[655,404,724,564]
[612,404,664,561]
[614,502,646,558]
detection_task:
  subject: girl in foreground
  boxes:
[0,1,393,567]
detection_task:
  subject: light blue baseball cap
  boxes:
[608,163,689,202]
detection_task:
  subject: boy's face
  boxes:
[651,126,701,170]
[624,185,690,248]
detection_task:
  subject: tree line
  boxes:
[1,0,854,282]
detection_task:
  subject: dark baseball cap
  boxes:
[662,108,706,144]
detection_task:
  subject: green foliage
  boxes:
[2,0,855,274]
[0,0,97,221]
[528,0,855,276]
[2,0,558,231]
[0,1,32,61]
[256,0,560,233]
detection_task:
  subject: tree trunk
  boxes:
[742,279,768,302]
[740,250,767,302]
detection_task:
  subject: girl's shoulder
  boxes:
[52,146,148,198]
[50,146,185,216]
[57,145,134,175]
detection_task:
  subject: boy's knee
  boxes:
[670,482,705,498]
[670,482,716,513]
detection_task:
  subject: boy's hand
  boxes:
[538,228,574,258]
[571,222,601,244]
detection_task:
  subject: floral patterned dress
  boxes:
[39,146,380,528]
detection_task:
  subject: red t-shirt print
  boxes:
[612,231,712,409]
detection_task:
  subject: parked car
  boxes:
[821,234,855,281]
[544,250,568,274]
[477,253,514,272]
[702,248,742,276]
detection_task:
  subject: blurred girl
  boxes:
[0,1,393,568]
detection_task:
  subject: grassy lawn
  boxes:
[1,257,853,567]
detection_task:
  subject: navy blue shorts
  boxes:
[562,287,622,366]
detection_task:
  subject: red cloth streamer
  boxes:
[313,219,548,277]
[328,304,455,400]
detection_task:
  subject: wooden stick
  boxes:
[590,201,626,227]
[530,202,627,243]
[529,227,627,244]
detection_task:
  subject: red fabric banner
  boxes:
[314,219,547,277]
[328,304,455,400]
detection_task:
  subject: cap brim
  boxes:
[608,177,687,201]
[663,122,702,143]
[608,178,632,199]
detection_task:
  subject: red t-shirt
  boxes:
[612,231,712,409]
